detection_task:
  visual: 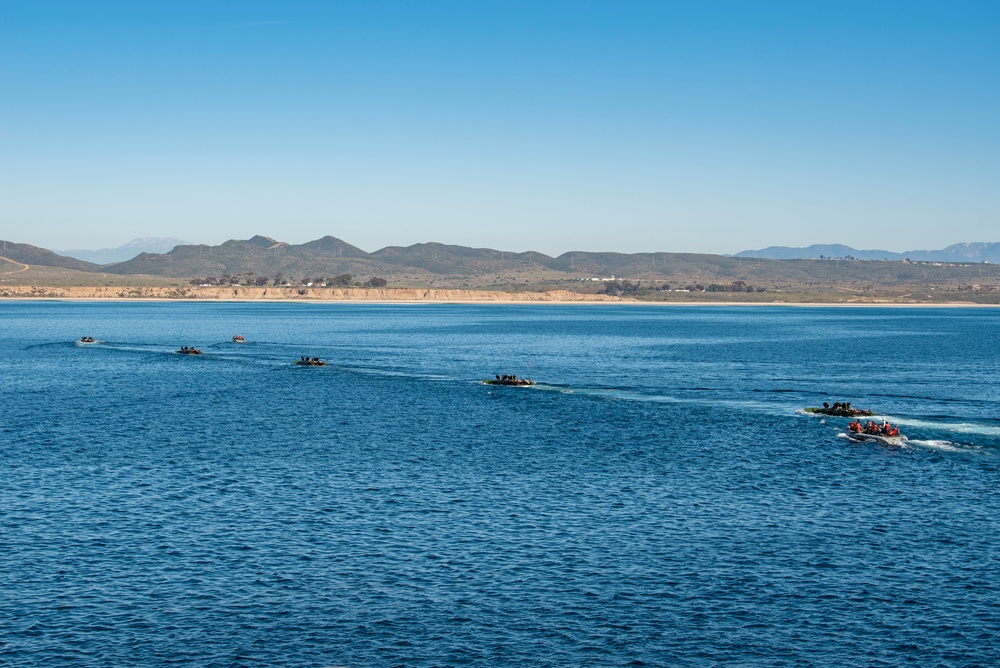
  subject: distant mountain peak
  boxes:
[298,235,371,258]
[60,237,191,264]
[247,235,280,247]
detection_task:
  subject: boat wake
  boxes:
[906,439,968,453]
[887,417,1000,438]
[838,432,986,454]
[537,384,784,413]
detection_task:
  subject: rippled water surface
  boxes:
[2,302,999,667]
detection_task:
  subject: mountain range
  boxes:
[4,236,1000,294]
[97,235,716,280]
[735,242,1000,263]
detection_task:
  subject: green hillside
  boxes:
[0,240,100,272]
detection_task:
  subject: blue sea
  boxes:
[2,302,999,667]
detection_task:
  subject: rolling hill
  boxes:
[0,240,101,272]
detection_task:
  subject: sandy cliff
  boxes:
[0,285,623,302]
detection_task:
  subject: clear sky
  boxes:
[2,1,998,255]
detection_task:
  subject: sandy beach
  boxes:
[0,284,623,302]
[1,284,996,306]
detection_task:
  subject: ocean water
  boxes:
[1,302,998,667]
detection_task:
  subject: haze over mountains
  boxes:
[735,242,1000,263]
[34,236,1000,270]
[59,237,192,265]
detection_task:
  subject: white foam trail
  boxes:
[836,435,984,454]
[815,411,1000,439]
[546,386,783,412]
[836,432,910,447]
[887,418,1000,437]
[906,439,965,452]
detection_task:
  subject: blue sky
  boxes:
[2,1,998,255]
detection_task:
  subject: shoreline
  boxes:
[0,285,996,307]
[0,285,622,303]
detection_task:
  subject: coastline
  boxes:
[0,285,996,306]
[0,285,624,303]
